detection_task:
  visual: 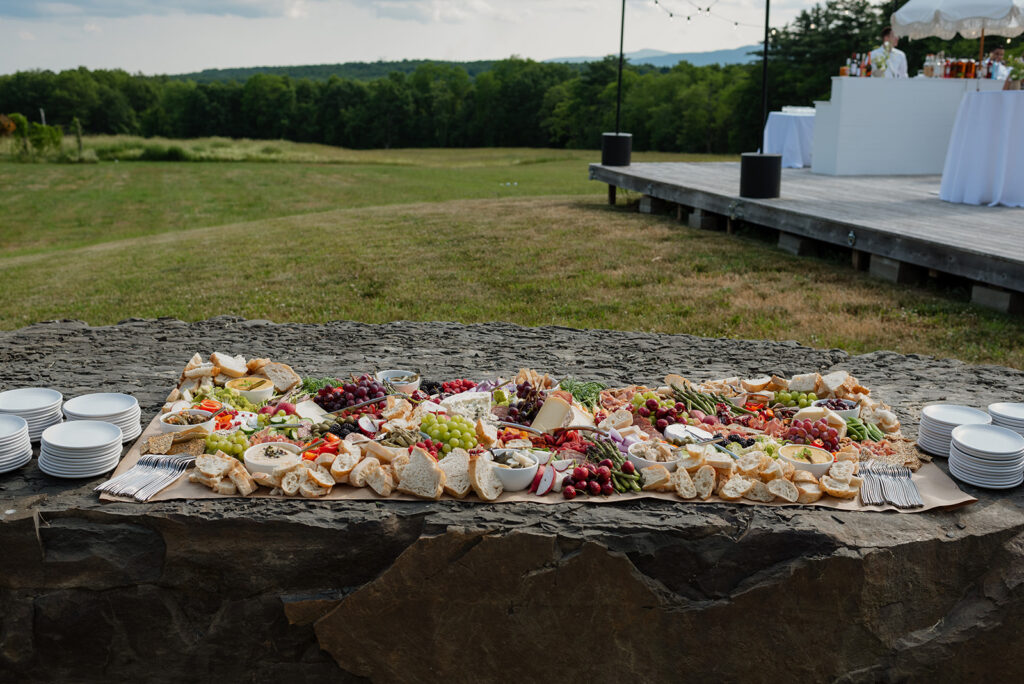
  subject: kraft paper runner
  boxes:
[99,415,977,513]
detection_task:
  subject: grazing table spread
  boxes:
[940,90,1024,207]
[2,318,1023,683]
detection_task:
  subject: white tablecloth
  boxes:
[940,91,1024,208]
[763,111,815,168]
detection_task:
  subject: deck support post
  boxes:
[971,284,1024,314]
[687,208,723,231]
[869,255,927,285]
[777,232,809,256]
[639,195,667,214]
[851,250,870,271]
[608,185,616,205]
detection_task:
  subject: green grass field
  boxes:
[1,137,1022,368]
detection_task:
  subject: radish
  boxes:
[358,416,378,435]
[532,450,552,465]
[529,465,546,493]
[550,459,574,472]
[536,466,557,496]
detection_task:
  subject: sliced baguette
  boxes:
[215,479,238,496]
[397,448,446,500]
[246,358,271,373]
[196,453,234,479]
[252,471,277,489]
[736,453,763,478]
[704,452,736,471]
[671,466,697,499]
[792,469,818,484]
[262,362,301,392]
[227,461,258,496]
[330,448,362,483]
[349,456,381,488]
[744,479,777,503]
[475,419,499,448]
[280,470,302,496]
[211,352,247,378]
[719,475,754,501]
[188,471,221,488]
[820,475,859,499]
[829,460,856,484]
[741,376,772,393]
[641,465,671,492]
[390,451,411,481]
[184,362,219,379]
[307,465,336,489]
[693,465,716,500]
[678,444,707,473]
[438,448,471,499]
[796,481,824,504]
[468,453,503,502]
[759,460,784,482]
[365,462,394,497]
[767,478,799,503]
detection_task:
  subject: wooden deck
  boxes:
[590,162,1024,304]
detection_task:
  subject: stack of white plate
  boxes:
[949,423,1024,489]
[39,421,123,479]
[917,404,992,456]
[0,414,33,474]
[63,393,142,442]
[0,388,64,442]
[987,403,1024,438]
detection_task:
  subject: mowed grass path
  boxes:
[1,141,1022,367]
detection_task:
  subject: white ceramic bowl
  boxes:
[627,440,678,472]
[375,369,421,394]
[158,409,215,434]
[488,449,539,491]
[225,377,276,404]
[242,442,302,475]
[812,399,859,420]
[779,444,835,478]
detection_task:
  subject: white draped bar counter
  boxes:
[812,77,1004,176]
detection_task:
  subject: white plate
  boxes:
[0,444,33,464]
[21,408,63,421]
[3,403,62,416]
[916,440,950,457]
[41,421,122,450]
[39,454,120,472]
[0,451,32,474]
[949,459,1023,482]
[40,445,122,462]
[0,438,32,455]
[951,423,1024,457]
[949,462,1024,489]
[950,453,1024,477]
[921,404,992,427]
[120,424,142,441]
[0,431,30,448]
[988,402,1024,423]
[0,414,29,440]
[38,456,119,479]
[62,393,138,418]
[0,387,63,412]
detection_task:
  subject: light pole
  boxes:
[602,0,633,203]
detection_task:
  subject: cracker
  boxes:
[169,438,206,457]
[144,433,174,455]
[171,426,210,443]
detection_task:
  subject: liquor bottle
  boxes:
[865,53,872,77]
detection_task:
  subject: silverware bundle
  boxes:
[859,461,924,508]
[94,454,195,501]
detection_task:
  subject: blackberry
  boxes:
[420,379,443,396]
[328,421,360,438]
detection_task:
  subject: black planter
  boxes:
[601,133,632,166]
[739,153,782,198]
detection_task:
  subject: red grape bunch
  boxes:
[784,418,840,451]
[315,374,386,412]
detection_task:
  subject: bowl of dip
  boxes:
[243,442,302,475]
[226,376,275,404]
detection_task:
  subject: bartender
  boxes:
[984,46,1010,80]
[869,27,908,78]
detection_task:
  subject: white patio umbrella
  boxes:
[892,0,1024,40]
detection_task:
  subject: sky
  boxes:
[0,0,820,75]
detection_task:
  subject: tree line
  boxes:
[0,0,1015,155]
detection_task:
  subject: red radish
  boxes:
[276,402,296,415]
[563,486,577,500]
[572,466,588,482]
[529,465,546,493]
[621,461,636,475]
[358,416,378,435]
[601,483,614,496]
[588,481,601,496]
[533,451,552,465]
[598,459,613,469]
[551,459,574,471]
[536,466,557,496]
[596,466,611,483]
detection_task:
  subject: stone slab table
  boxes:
[1,318,1022,682]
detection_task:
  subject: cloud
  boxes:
[83,20,101,32]
[18,29,35,39]
[0,1,319,19]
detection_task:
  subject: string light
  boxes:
[652,0,763,30]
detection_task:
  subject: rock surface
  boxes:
[0,317,1022,682]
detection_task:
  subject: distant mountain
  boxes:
[170,59,500,83]
[547,45,761,67]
